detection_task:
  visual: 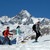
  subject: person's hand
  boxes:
[12,34,13,35]
[36,31,38,33]
[23,32,24,33]
[19,34,21,35]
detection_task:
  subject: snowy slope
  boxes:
[0,34,50,50]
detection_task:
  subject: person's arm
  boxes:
[36,24,39,33]
[39,26,41,30]
[36,24,38,31]
[8,32,13,35]
[18,29,23,34]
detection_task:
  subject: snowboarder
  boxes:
[32,21,41,42]
[3,27,13,45]
[16,26,24,43]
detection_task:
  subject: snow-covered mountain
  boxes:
[0,16,10,22]
[9,10,33,25]
[41,18,50,26]
[0,10,50,35]
[0,16,11,25]
[0,10,50,50]
[0,10,50,26]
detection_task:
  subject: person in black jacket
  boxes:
[32,21,41,42]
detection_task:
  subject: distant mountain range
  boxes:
[0,9,50,26]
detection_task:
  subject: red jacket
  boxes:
[4,29,13,37]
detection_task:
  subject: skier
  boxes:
[16,26,24,43]
[3,27,13,45]
[32,21,41,42]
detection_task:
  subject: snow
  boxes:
[0,34,50,50]
[0,10,50,50]
[0,10,49,26]
[31,17,44,24]
[24,10,31,17]
[0,16,10,22]
[20,10,31,17]
[22,18,27,23]
[0,24,50,50]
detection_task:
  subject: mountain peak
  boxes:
[19,9,31,17]
[1,16,9,19]
[0,16,10,22]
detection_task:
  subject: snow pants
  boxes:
[34,30,41,41]
[16,34,24,43]
[3,37,11,45]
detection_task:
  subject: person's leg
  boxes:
[0,40,3,44]
[21,34,24,42]
[16,34,19,43]
[18,34,24,42]
[38,31,41,36]
[7,37,11,45]
[35,31,41,42]
[34,30,38,42]
[35,33,39,42]
[3,37,7,44]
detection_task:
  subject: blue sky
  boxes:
[0,0,50,19]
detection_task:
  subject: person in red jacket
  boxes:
[3,27,13,45]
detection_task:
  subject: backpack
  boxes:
[32,24,36,30]
[2,30,5,36]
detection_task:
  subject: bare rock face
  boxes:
[40,27,50,35]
